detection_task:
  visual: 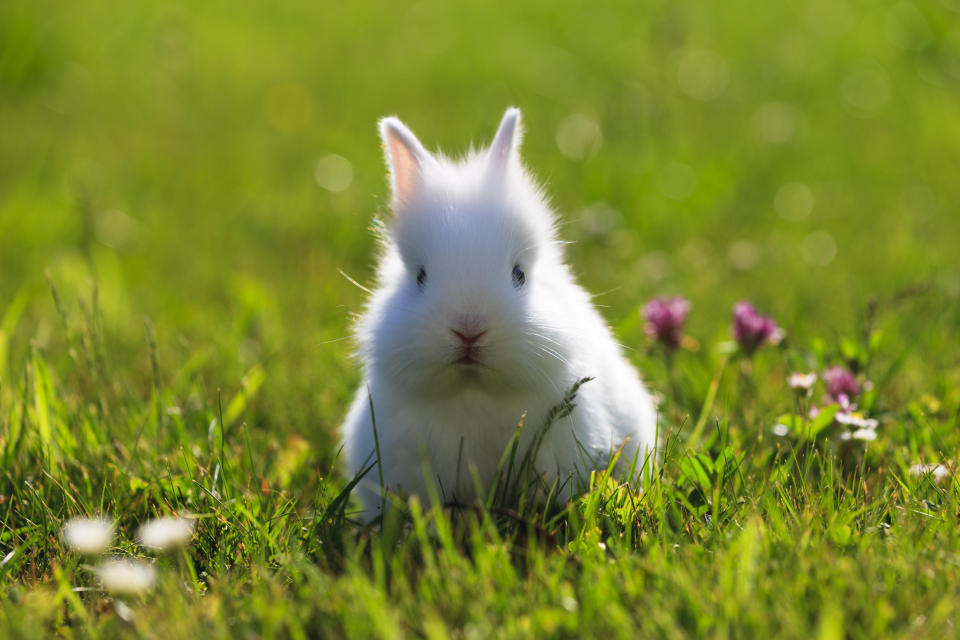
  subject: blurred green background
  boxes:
[1,0,958,454]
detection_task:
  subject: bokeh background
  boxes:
[2,0,958,456]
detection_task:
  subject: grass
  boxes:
[2,0,960,636]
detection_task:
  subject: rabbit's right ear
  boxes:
[379,117,431,207]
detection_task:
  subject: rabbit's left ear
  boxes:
[487,107,522,174]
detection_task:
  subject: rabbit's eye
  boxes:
[416,266,427,289]
[512,264,525,288]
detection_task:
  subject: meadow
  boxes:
[2,0,960,637]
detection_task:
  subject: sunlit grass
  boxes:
[2,0,960,637]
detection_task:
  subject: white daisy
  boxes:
[138,517,194,552]
[787,372,817,391]
[909,463,950,482]
[841,428,878,441]
[835,412,878,429]
[62,517,114,555]
[95,559,156,595]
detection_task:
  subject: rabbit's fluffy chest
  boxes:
[348,385,562,501]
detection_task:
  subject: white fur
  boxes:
[341,108,658,519]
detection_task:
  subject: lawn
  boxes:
[2,0,959,637]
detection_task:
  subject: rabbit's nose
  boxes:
[451,328,487,346]
[450,313,488,345]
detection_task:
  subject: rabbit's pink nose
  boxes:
[451,329,487,345]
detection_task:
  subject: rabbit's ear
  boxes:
[487,107,523,174]
[380,117,431,206]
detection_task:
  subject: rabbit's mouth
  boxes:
[452,344,487,366]
[450,338,486,366]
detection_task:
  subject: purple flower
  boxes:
[643,296,690,350]
[822,366,860,402]
[731,301,783,353]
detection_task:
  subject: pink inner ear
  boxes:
[380,118,429,206]
[387,134,419,203]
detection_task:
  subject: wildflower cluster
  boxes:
[61,515,195,596]
[642,294,911,453]
[795,366,879,441]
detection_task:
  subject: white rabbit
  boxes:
[341,107,658,519]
